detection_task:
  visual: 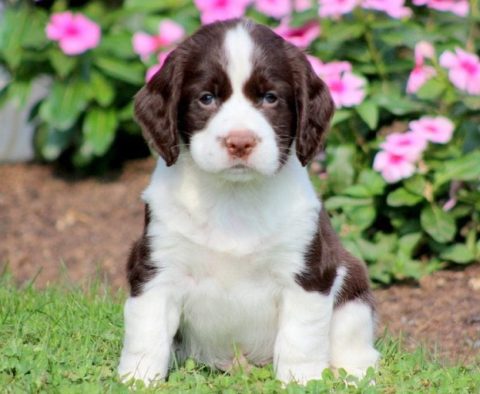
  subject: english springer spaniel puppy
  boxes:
[118,19,379,385]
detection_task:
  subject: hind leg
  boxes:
[329,300,379,378]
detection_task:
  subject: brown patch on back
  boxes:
[296,210,374,309]
[126,204,156,296]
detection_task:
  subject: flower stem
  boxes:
[363,18,387,85]
[467,0,480,52]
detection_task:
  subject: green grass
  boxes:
[0,275,479,394]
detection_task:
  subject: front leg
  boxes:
[274,286,334,385]
[118,285,181,384]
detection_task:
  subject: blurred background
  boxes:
[0,0,479,361]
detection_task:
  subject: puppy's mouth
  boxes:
[231,164,249,170]
[227,163,255,174]
[219,162,261,182]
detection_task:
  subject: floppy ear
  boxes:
[134,51,183,166]
[289,48,334,166]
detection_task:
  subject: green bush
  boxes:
[0,0,479,283]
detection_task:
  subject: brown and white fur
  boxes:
[118,19,379,385]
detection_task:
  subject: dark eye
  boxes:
[262,92,278,105]
[199,92,215,106]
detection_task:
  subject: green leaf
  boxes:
[124,0,189,11]
[463,96,480,111]
[378,24,426,47]
[5,79,32,108]
[343,184,372,198]
[346,205,376,231]
[373,94,419,115]
[324,196,373,210]
[73,144,96,167]
[420,205,456,243]
[21,9,49,49]
[440,244,475,264]
[357,169,385,196]
[324,23,365,43]
[397,233,422,257]
[342,239,364,260]
[331,109,352,126]
[326,145,356,193]
[0,7,30,68]
[393,257,425,280]
[89,72,115,107]
[355,101,379,130]
[98,32,136,59]
[39,79,90,130]
[387,187,423,207]
[403,175,426,196]
[118,102,134,121]
[48,49,78,79]
[355,237,395,262]
[94,56,144,85]
[35,126,75,161]
[460,121,480,153]
[434,150,480,187]
[82,107,118,155]
[416,78,445,100]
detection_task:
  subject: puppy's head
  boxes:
[135,19,334,181]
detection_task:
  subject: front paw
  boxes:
[118,352,168,385]
[275,361,329,385]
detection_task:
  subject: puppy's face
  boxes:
[135,20,334,181]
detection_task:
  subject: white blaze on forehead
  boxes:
[223,24,254,93]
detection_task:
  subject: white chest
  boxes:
[178,245,282,367]
[147,224,304,367]
[142,156,320,367]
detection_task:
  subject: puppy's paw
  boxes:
[275,361,328,385]
[331,347,379,383]
[118,352,168,385]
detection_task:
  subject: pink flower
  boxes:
[325,73,366,108]
[194,0,251,24]
[307,55,324,75]
[361,0,411,18]
[409,116,455,144]
[373,150,416,183]
[145,51,172,82]
[255,0,291,18]
[406,65,436,94]
[440,48,480,95]
[318,0,357,18]
[406,41,437,94]
[46,11,101,55]
[308,56,350,78]
[380,131,428,160]
[413,0,469,17]
[274,18,320,48]
[133,20,184,60]
[309,57,365,108]
[295,0,312,11]
[414,41,435,62]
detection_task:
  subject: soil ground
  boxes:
[1,159,479,364]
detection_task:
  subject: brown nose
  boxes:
[224,130,258,159]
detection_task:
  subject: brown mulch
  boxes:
[1,159,479,364]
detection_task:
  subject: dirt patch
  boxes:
[376,264,480,364]
[1,159,479,364]
[0,159,152,289]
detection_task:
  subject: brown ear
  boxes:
[134,51,182,166]
[288,47,334,166]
